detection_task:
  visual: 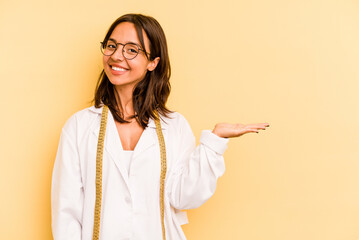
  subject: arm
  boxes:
[166,115,270,210]
[167,115,229,210]
[51,129,83,240]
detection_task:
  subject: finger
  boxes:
[246,124,266,130]
[248,123,270,129]
[245,129,259,134]
[249,127,268,133]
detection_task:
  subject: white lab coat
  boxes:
[51,105,229,240]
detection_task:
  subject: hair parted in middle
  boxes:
[92,13,173,128]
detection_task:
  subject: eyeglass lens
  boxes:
[101,40,140,59]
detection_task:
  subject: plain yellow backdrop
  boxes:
[1,0,359,239]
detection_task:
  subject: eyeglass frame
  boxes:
[100,40,151,60]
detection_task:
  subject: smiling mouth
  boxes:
[111,66,128,72]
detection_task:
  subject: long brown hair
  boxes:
[92,13,173,128]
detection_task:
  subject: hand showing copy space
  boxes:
[212,122,270,138]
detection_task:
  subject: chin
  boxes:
[111,79,140,89]
[109,78,128,86]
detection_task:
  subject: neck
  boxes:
[114,85,135,118]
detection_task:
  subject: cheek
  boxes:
[131,59,149,72]
[103,56,109,66]
[133,64,148,77]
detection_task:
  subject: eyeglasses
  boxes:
[100,40,150,60]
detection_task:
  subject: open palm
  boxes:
[212,122,270,138]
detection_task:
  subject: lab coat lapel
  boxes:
[92,108,130,187]
[134,117,169,165]
[90,105,166,189]
[132,118,157,159]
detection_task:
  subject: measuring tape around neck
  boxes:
[92,104,167,240]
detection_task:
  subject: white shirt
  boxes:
[51,105,229,240]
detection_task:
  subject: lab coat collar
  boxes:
[88,105,168,130]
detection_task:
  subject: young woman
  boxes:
[51,13,269,240]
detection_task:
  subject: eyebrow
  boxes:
[108,38,141,46]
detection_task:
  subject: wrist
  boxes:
[212,128,222,138]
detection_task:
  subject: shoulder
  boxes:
[157,111,192,133]
[163,111,187,123]
[61,105,102,135]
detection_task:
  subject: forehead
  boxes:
[110,22,149,47]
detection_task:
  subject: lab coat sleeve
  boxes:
[51,128,83,240]
[167,114,229,210]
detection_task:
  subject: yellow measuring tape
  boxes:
[92,104,167,240]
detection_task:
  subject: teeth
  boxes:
[111,66,127,71]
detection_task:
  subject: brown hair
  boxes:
[91,13,173,128]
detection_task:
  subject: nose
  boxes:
[110,44,125,61]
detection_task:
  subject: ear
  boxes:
[147,57,160,72]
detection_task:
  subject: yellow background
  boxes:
[1,0,359,239]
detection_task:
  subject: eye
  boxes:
[107,44,116,49]
[124,44,139,55]
[129,48,138,53]
[105,40,117,49]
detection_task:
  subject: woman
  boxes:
[51,13,269,240]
